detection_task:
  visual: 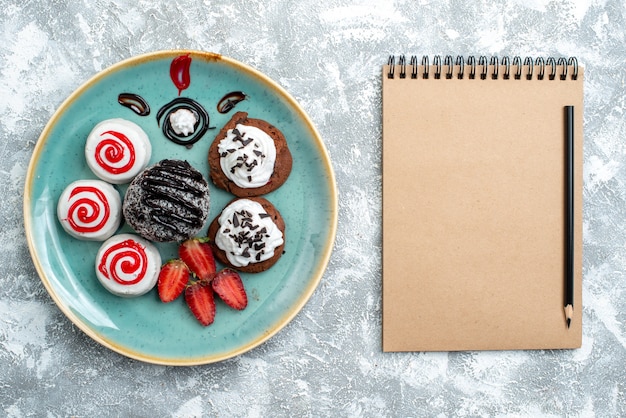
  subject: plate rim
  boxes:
[23,49,338,366]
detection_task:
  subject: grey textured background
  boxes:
[2,0,625,416]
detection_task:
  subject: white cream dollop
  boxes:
[215,199,284,267]
[217,124,276,188]
[169,108,197,136]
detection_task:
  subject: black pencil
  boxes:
[565,105,574,328]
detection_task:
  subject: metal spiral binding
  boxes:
[513,56,522,79]
[410,56,418,79]
[387,55,579,81]
[387,55,395,78]
[502,56,511,79]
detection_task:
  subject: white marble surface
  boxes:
[2,0,626,416]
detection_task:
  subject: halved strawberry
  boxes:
[211,269,248,310]
[185,280,216,326]
[179,238,216,281]
[157,259,191,303]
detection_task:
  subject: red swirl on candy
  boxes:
[67,186,111,234]
[97,239,148,286]
[85,119,151,184]
[94,130,136,175]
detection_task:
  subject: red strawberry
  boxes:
[179,238,216,281]
[157,259,191,303]
[185,280,216,326]
[212,269,248,310]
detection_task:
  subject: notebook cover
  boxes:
[382,62,583,351]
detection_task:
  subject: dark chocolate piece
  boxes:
[217,91,247,114]
[118,93,150,116]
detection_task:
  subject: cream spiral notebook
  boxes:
[382,55,583,351]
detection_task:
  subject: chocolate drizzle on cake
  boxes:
[124,159,210,242]
[139,160,206,231]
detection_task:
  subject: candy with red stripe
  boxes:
[85,118,151,184]
[95,233,161,297]
[57,179,122,241]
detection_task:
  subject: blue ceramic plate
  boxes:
[24,50,337,365]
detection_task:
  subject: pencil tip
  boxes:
[564,304,573,329]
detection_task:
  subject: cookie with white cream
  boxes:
[208,197,285,273]
[208,112,292,197]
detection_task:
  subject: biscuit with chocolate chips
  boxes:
[208,112,292,197]
[208,197,285,273]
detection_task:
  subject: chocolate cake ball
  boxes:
[123,159,210,242]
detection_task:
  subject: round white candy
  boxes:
[95,234,161,297]
[85,118,151,184]
[57,179,122,241]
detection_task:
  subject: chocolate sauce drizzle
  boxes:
[139,160,207,233]
[156,98,212,147]
[118,93,150,116]
[217,91,247,114]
